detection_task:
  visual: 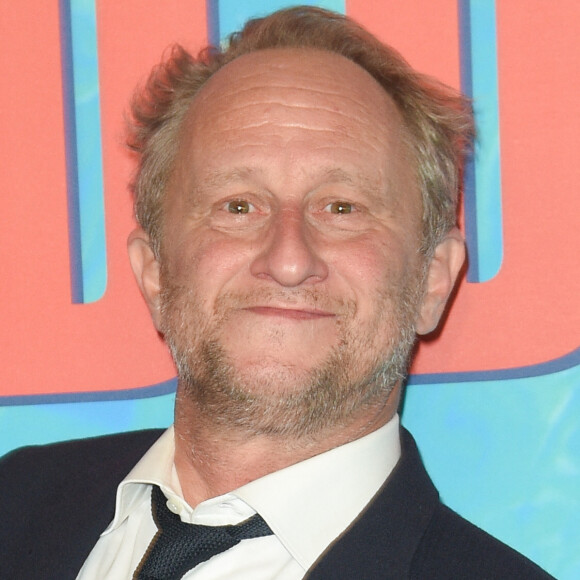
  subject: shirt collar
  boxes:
[235,414,400,569]
[104,416,400,571]
[104,427,180,533]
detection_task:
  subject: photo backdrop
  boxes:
[1,2,578,578]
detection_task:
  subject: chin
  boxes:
[228,358,319,394]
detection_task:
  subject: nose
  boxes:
[250,209,328,287]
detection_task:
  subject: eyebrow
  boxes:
[319,167,383,194]
[186,167,259,203]
[201,167,259,190]
[189,165,390,210]
[199,166,383,192]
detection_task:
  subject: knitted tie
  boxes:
[135,485,273,580]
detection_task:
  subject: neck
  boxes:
[172,385,400,507]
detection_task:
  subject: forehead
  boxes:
[173,48,416,202]
[192,47,398,114]
[189,48,406,144]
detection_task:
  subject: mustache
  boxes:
[161,282,357,319]
[221,287,356,316]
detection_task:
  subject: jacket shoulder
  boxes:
[0,428,163,481]
[307,428,554,579]
[412,503,554,579]
[0,428,164,519]
[0,429,164,580]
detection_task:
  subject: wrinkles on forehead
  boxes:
[164,48,420,227]
[186,49,407,150]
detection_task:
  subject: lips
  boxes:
[244,306,335,320]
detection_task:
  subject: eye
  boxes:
[326,201,353,214]
[227,199,253,214]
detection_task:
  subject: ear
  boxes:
[127,228,163,331]
[416,227,465,335]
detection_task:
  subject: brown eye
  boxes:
[227,200,251,214]
[328,201,353,214]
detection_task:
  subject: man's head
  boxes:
[128,7,472,439]
[128,6,473,258]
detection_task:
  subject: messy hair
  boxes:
[128,6,474,256]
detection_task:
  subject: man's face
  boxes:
[134,49,445,437]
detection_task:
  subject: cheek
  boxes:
[165,233,254,291]
[329,237,409,290]
[327,236,422,329]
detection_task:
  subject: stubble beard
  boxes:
[160,268,424,440]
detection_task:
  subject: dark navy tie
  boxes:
[135,485,273,580]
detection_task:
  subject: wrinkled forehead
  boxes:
[163,47,422,240]
[184,48,409,148]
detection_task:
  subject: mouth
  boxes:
[244,306,335,321]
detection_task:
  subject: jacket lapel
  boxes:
[306,428,439,579]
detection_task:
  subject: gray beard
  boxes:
[161,272,423,439]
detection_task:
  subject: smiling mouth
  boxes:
[244,306,335,320]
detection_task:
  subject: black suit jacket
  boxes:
[0,428,554,579]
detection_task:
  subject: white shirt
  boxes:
[78,415,401,579]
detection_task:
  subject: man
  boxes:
[0,6,553,579]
